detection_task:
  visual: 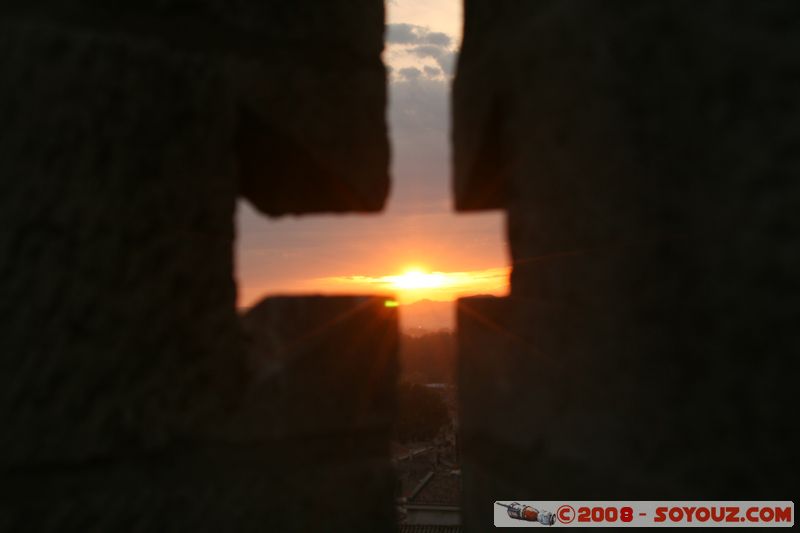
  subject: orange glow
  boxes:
[321,266,510,304]
[386,268,447,290]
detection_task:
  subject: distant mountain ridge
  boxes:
[399,295,503,334]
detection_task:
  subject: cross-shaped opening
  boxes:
[235,1,506,528]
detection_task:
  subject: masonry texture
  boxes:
[4,1,799,531]
[454,2,799,529]
[0,2,393,531]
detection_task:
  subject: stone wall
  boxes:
[0,2,394,531]
[454,2,799,530]
[5,1,798,530]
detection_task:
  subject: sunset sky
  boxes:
[235,0,508,319]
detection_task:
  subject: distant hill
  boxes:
[399,330,455,384]
[400,299,453,334]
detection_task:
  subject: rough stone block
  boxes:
[0,23,244,469]
[0,444,398,532]
[0,0,392,459]
[0,2,395,530]
[455,6,799,526]
[239,295,398,439]
[2,1,390,216]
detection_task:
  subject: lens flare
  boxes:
[387,269,447,290]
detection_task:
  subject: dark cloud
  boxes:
[386,23,453,48]
[386,23,418,44]
[423,66,441,78]
[398,67,423,82]
[422,31,451,47]
[409,45,457,76]
[410,44,443,60]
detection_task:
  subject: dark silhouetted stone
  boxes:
[455,3,799,531]
[0,2,393,531]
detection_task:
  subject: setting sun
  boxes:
[387,269,447,290]
[320,265,510,304]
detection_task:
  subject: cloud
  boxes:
[409,45,457,76]
[390,75,448,138]
[387,23,418,44]
[398,67,423,82]
[385,23,456,80]
[423,31,451,47]
[386,23,453,48]
[388,73,449,207]
[423,66,441,78]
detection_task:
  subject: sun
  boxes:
[387,268,447,290]
[320,265,510,305]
